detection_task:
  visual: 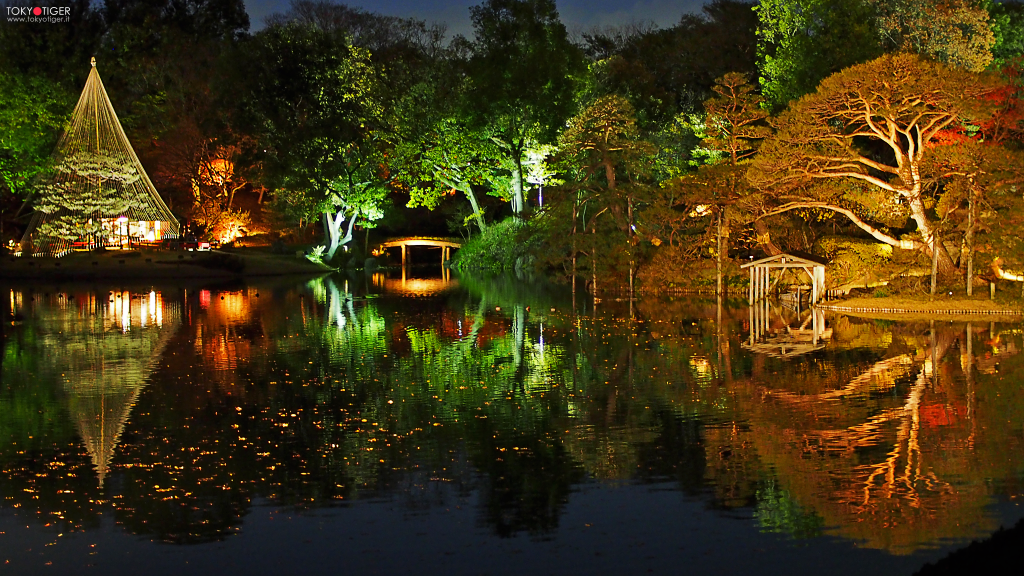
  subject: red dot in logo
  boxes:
[33,7,42,15]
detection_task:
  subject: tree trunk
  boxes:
[628,197,634,302]
[323,210,357,262]
[753,219,783,256]
[967,190,975,296]
[511,163,525,215]
[908,196,957,275]
[716,210,723,296]
[571,198,578,289]
[459,182,487,233]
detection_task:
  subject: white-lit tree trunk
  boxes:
[510,163,525,215]
[323,209,357,262]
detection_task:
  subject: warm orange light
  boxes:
[199,158,234,186]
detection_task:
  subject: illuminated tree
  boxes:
[990,0,1024,65]
[755,0,882,109]
[33,152,146,246]
[645,73,771,291]
[466,0,583,215]
[0,71,72,243]
[235,22,389,262]
[21,59,179,254]
[540,95,655,290]
[399,116,500,234]
[647,75,770,289]
[748,53,1003,276]
[184,148,256,243]
[929,140,1024,286]
[700,73,774,258]
[872,0,996,72]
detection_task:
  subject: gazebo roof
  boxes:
[741,252,828,269]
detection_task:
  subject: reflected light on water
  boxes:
[1,278,1022,569]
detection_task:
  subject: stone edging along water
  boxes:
[817,304,1024,316]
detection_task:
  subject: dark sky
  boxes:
[243,0,710,35]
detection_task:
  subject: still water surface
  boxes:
[2,272,1022,575]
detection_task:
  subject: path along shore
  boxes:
[818,295,1023,321]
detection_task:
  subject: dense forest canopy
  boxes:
[2,0,1024,294]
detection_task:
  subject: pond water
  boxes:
[2,272,1022,575]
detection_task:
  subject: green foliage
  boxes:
[0,71,73,200]
[990,0,1024,64]
[756,0,882,109]
[534,95,656,286]
[234,21,389,258]
[452,217,536,273]
[397,114,503,231]
[465,0,585,214]
[648,113,720,179]
[755,0,998,109]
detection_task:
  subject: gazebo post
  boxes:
[811,267,818,305]
[755,266,761,302]
[749,266,754,304]
[813,266,824,305]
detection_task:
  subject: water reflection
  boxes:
[1,278,1022,557]
[4,288,180,488]
[745,298,830,356]
[371,269,459,296]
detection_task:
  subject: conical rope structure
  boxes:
[21,57,179,256]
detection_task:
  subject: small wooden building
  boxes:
[741,253,828,305]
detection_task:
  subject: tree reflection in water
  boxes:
[1,279,1022,553]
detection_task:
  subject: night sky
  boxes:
[243,0,711,34]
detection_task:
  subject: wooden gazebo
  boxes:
[741,253,827,305]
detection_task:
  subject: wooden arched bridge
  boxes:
[373,237,462,268]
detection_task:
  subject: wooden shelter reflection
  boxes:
[743,298,831,358]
